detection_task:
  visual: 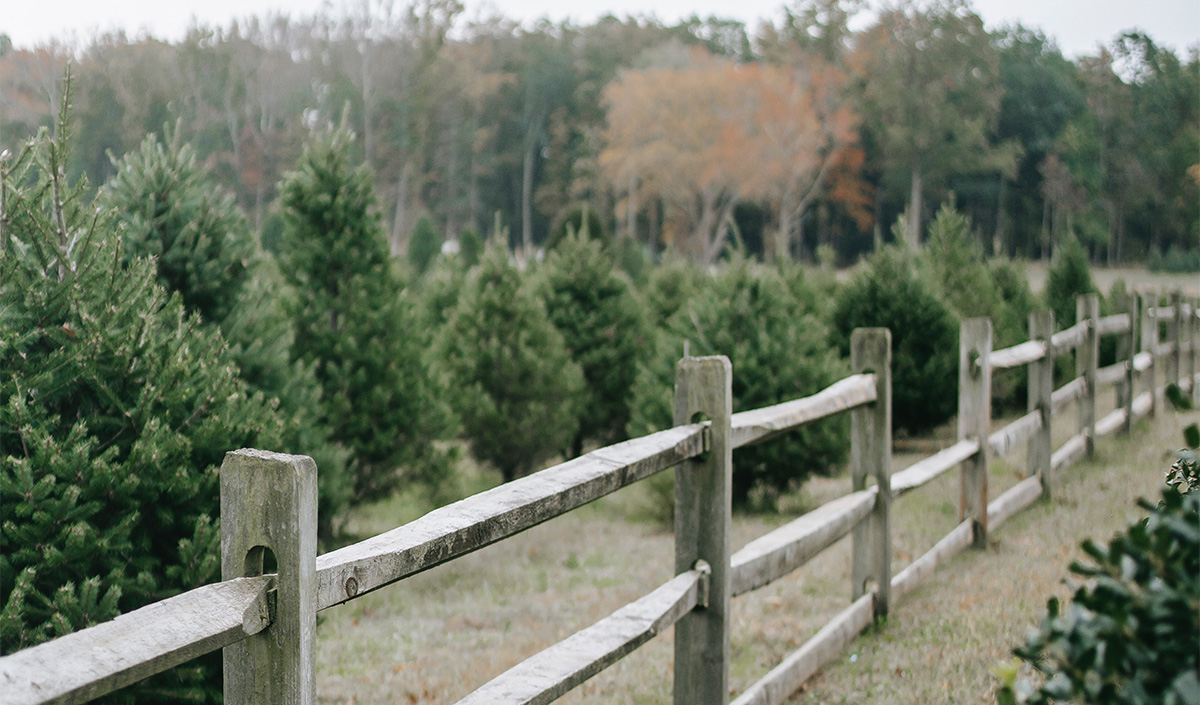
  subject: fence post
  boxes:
[221,449,318,705]
[1169,291,1185,390]
[1118,292,1137,435]
[1190,296,1199,405]
[1076,294,1099,457]
[1028,310,1054,494]
[673,356,732,705]
[1141,293,1158,418]
[850,328,892,618]
[958,318,991,549]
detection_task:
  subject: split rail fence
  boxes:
[3,290,1198,705]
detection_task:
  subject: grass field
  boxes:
[314,383,1199,704]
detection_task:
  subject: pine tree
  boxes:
[103,132,351,540]
[436,245,584,481]
[407,215,442,279]
[537,231,649,456]
[277,128,451,502]
[0,88,284,703]
[633,256,849,505]
[833,246,959,434]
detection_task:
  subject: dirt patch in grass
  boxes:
[315,404,1198,705]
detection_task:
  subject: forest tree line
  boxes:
[2,0,1198,266]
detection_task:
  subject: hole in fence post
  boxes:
[243,545,278,578]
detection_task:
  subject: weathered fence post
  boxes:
[959,318,992,549]
[1189,296,1199,405]
[850,329,892,617]
[1076,294,1099,457]
[673,356,732,705]
[221,449,318,705]
[1028,310,1054,494]
[1167,291,1182,390]
[1118,292,1137,435]
[1140,293,1158,418]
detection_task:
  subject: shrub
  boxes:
[632,256,849,506]
[833,247,959,435]
[0,103,284,702]
[458,226,484,268]
[996,487,1199,705]
[537,232,650,456]
[1147,246,1200,274]
[435,245,584,481]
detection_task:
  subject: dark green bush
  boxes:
[833,247,959,435]
[1147,246,1200,273]
[997,487,1200,705]
[1044,233,1096,333]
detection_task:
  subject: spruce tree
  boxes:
[277,128,450,502]
[633,257,849,505]
[103,133,351,540]
[537,231,649,456]
[832,247,960,435]
[0,93,284,702]
[407,215,442,279]
[435,245,584,481]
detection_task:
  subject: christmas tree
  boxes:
[0,78,285,703]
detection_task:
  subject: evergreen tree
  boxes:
[0,96,284,702]
[537,231,649,456]
[435,245,584,481]
[277,128,451,503]
[103,132,352,540]
[458,226,483,268]
[633,256,849,505]
[833,246,959,435]
[407,215,441,278]
[1044,231,1096,331]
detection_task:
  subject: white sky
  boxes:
[3,0,1198,59]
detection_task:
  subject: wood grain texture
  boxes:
[0,576,272,705]
[958,318,992,549]
[850,329,891,615]
[730,374,875,449]
[1028,310,1055,489]
[889,440,979,496]
[672,356,733,705]
[453,569,704,705]
[314,423,704,611]
[729,489,877,597]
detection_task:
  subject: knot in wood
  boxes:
[345,576,359,598]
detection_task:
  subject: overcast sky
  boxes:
[4,0,1198,59]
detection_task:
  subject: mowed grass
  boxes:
[315,384,1199,704]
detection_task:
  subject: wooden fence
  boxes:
[2,291,1197,705]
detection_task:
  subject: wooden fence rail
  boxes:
[2,291,1198,705]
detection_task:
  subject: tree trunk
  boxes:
[907,166,923,248]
